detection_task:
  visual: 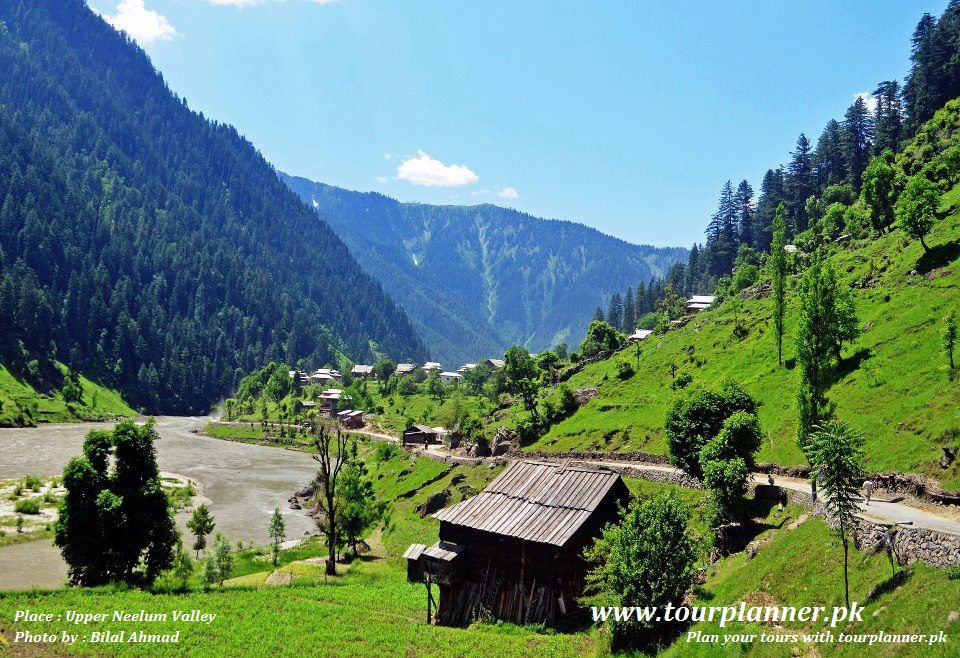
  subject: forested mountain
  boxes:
[0,0,425,413]
[679,1,960,296]
[281,174,687,365]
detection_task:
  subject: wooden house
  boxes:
[440,371,463,385]
[406,460,629,626]
[423,361,442,372]
[685,295,716,315]
[402,424,442,445]
[318,389,348,416]
[351,364,374,379]
[482,358,505,369]
[396,363,418,376]
[627,329,653,342]
[337,409,364,429]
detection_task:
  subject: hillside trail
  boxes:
[585,457,960,537]
[220,421,960,537]
[379,432,960,538]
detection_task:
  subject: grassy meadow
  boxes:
[0,363,135,427]
[1,444,955,656]
[517,203,960,489]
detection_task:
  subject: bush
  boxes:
[636,312,660,331]
[15,498,41,514]
[671,372,693,390]
[374,441,402,462]
[665,382,759,479]
[23,475,42,491]
[558,386,579,417]
[616,361,635,380]
[730,264,759,293]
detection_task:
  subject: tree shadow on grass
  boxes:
[865,568,913,603]
[832,348,872,385]
[915,239,960,274]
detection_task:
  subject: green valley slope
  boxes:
[281,174,687,365]
[521,197,960,489]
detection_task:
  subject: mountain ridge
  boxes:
[0,0,425,413]
[282,173,688,364]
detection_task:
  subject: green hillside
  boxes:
[282,174,687,365]
[2,448,954,656]
[520,201,960,487]
[0,363,134,427]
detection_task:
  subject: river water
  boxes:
[0,416,319,590]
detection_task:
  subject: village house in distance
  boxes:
[405,460,629,626]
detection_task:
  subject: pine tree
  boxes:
[770,206,788,365]
[903,13,940,134]
[753,168,786,251]
[873,81,903,154]
[211,533,233,586]
[786,134,815,232]
[842,96,875,191]
[808,422,867,608]
[622,286,636,333]
[814,120,847,190]
[706,181,738,276]
[268,506,286,566]
[593,306,605,322]
[734,180,755,247]
[607,292,623,331]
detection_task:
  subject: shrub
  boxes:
[665,382,759,479]
[730,264,759,292]
[671,372,693,390]
[15,498,41,514]
[374,441,402,463]
[616,361,635,380]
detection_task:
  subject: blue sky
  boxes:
[89,0,948,247]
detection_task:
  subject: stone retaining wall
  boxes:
[752,483,960,568]
[517,449,671,465]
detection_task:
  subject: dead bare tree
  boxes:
[312,425,348,575]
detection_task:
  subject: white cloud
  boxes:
[375,176,388,184]
[855,91,878,114]
[471,189,491,196]
[102,0,177,45]
[383,153,393,160]
[497,186,519,200]
[396,150,479,187]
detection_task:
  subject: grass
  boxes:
[659,517,960,658]
[0,448,955,656]
[512,206,960,490]
[0,362,135,427]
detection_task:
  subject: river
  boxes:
[0,416,320,590]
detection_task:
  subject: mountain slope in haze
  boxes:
[0,0,425,413]
[282,174,688,365]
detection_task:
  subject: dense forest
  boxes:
[283,174,687,365]
[0,1,425,413]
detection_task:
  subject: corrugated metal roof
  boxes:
[403,543,426,560]
[422,541,463,561]
[433,461,622,547]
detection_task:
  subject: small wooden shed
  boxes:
[406,460,629,626]
[402,424,440,445]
